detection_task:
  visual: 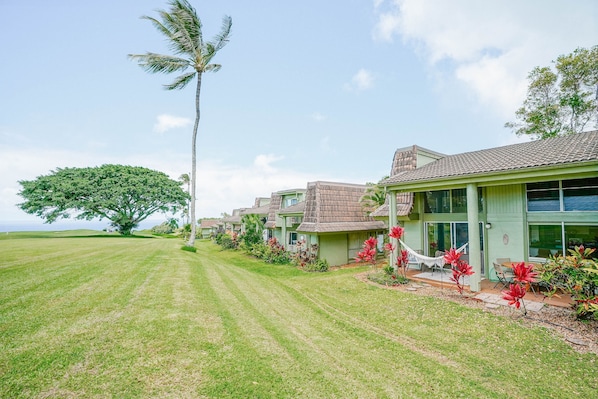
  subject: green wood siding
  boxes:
[485,184,527,279]
[319,234,348,266]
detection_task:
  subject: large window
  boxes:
[285,197,298,208]
[527,178,598,212]
[424,188,483,213]
[288,232,298,245]
[529,224,598,259]
[563,177,598,211]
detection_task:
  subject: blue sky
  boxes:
[1,0,596,228]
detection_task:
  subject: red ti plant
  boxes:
[502,262,537,315]
[388,226,404,240]
[512,262,538,284]
[443,248,474,295]
[387,226,409,278]
[356,237,378,267]
[396,249,410,279]
[502,283,528,314]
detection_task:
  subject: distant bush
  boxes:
[151,222,176,235]
[216,232,239,250]
[181,245,196,253]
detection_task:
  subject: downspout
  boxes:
[467,183,481,291]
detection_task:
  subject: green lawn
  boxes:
[1,233,596,398]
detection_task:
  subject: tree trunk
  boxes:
[187,73,202,246]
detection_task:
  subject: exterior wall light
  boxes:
[485,222,492,229]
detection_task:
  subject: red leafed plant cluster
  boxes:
[501,261,538,314]
[355,237,378,265]
[443,248,474,295]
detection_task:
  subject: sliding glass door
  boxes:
[426,222,485,273]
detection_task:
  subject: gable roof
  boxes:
[297,181,386,233]
[264,188,306,228]
[240,203,270,216]
[264,193,282,228]
[372,145,444,217]
[199,219,220,229]
[381,130,598,188]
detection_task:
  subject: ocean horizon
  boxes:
[0,219,166,233]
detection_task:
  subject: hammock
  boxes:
[398,239,468,268]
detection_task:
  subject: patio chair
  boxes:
[493,262,515,289]
[496,257,511,265]
[407,249,424,270]
[431,250,447,274]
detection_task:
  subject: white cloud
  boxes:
[372,0,598,118]
[253,154,284,173]
[153,114,192,134]
[344,68,374,92]
[311,112,327,122]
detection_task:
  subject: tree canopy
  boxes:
[18,164,189,235]
[505,46,598,139]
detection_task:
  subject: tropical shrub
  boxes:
[535,246,598,319]
[216,231,239,250]
[240,214,264,251]
[302,258,329,273]
[151,219,178,235]
[292,240,327,272]
[250,238,291,264]
[367,266,408,286]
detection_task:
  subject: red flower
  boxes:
[502,283,527,309]
[511,262,538,284]
[388,226,404,239]
[396,250,409,266]
[456,261,474,276]
[384,242,395,252]
[449,260,474,294]
[443,248,462,265]
[365,237,378,249]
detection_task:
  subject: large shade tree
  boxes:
[129,0,232,246]
[505,46,598,139]
[18,164,189,235]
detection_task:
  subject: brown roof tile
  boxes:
[382,131,598,186]
[297,181,386,233]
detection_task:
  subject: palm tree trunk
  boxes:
[187,73,202,246]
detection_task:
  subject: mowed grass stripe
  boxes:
[193,254,341,398]
[200,249,496,398]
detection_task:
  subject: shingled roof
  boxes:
[264,193,282,228]
[240,203,270,216]
[372,145,443,217]
[278,201,306,215]
[382,131,598,186]
[297,181,386,233]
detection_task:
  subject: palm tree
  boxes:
[359,176,389,216]
[178,172,190,224]
[129,0,232,246]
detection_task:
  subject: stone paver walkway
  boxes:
[474,293,545,312]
